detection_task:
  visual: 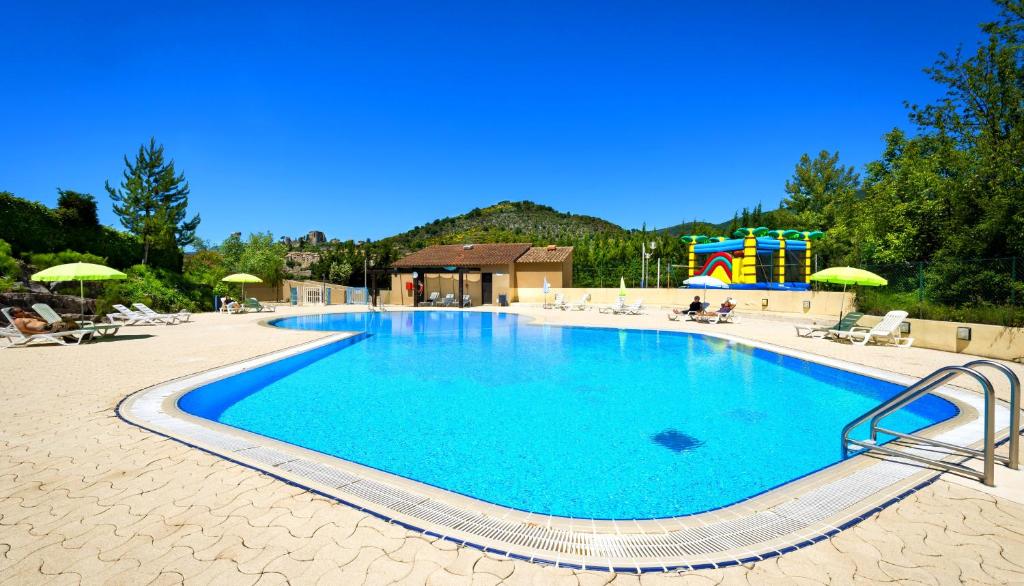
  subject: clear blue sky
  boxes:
[0,1,1000,243]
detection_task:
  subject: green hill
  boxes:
[655,218,735,237]
[657,205,797,238]
[379,200,626,251]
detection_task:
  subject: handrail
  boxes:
[963,360,1020,470]
[866,359,1019,470]
[841,365,996,486]
[866,369,964,443]
[843,365,979,456]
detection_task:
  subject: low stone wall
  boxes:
[855,314,1023,361]
[515,287,854,319]
[0,291,94,319]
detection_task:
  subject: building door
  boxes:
[290,287,298,305]
[481,273,493,305]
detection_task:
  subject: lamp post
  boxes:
[363,252,368,288]
[650,240,658,288]
[367,258,375,305]
[642,241,656,288]
[641,243,646,288]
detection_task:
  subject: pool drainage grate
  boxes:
[117,332,1007,571]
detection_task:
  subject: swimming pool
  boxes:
[178,311,957,519]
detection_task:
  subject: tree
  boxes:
[841,1,1023,310]
[55,189,99,227]
[220,232,286,286]
[328,260,353,285]
[751,202,764,226]
[726,213,739,237]
[904,0,1024,259]
[856,130,961,264]
[782,150,860,226]
[219,233,245,272]
[106,138,200,265]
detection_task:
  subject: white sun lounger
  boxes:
[108,304,177,325]
[667,302,709,321]
[440,293,455,307]
[419,292,440,306]
[617,299,644,315]
[553,293,568,310]
[569,294,590,311]
[831,310,913,347]
[0,307,93,347]
[545,293,565,309]
[598,298,626,314]
[712,309,740,324]
[133,303,191,323]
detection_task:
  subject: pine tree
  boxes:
[106,138,200,265]
[752,202,764,226]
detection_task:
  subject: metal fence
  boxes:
[859,258,1020,305]
[573,257,1023,325]
[345,286,369,304]
[573,261,812,289]
[857,257,1022,325]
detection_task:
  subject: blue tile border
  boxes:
[113,323,1021,574]
[116,381,957,573]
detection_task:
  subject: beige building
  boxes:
[390,243,573,306]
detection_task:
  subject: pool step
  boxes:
[841,359,1020,486]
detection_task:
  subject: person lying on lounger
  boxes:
[716,299,736,315]
[10,308,68,334]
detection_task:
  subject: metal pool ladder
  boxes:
[841,360,1020,487]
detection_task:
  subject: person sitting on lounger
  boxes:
[672,296,704,316]
[10,308,67,333]
[689,296,704,314]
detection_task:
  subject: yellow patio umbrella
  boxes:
[31,262,127,315]
[810,267,888,320]
[221,273,263,300]
[619,276,627,297]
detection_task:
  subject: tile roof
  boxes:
[516,246,574,264]
[392,243,533,268]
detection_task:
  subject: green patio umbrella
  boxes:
[221,273,263,300]
[810,266,888,320]
[31,262,127,315]
[619,276,627,297]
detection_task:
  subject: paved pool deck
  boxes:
[1,303,1022,584]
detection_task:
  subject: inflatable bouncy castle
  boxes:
[680,228,824,291]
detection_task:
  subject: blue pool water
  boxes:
[180,311,957,519]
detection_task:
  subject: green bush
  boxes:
[183,249,230,297]
[27,250,106,271]
[0,239,19,292]
[96,264,205,316]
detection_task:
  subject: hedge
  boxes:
[0,191,181,271]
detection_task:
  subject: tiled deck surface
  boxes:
[1,304,1022,584]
